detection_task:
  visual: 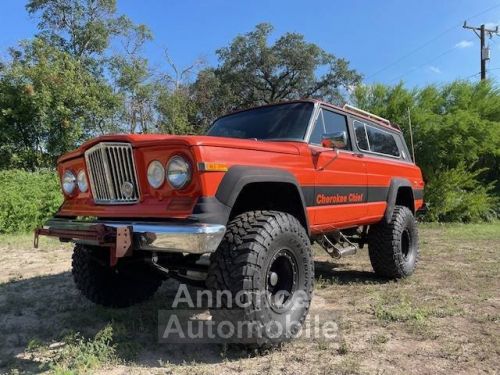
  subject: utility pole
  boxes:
[463,21,499,80]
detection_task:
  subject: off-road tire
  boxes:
[206,210,314,345]
[368,205,419,278]
[72,244,163,308]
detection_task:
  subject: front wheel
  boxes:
[368,205,419,278]
[206,210,314,345]
[72,245,163,308]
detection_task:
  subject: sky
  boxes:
[1,0,500,87]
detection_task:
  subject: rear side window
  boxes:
[366,126,400,156]
[353,120,400,157]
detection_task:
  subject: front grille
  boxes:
[84,142,140,204]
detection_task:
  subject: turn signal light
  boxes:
[198,162,228,172]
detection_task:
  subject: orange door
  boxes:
[307,108,367,228]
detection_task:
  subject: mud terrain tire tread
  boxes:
[206,210,314,344]
[72,244,163,308]
[368,205,419,279]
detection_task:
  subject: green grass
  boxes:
[332,355,362,375]
[315,274,340,289]
[419,221,500,240]
[370,333,389,345]
[0,233,66,251]
[373,291,463,324]
[48,325,117,375]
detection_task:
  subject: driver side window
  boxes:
[309,109,351,150]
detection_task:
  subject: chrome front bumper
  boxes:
[39,218,226,254]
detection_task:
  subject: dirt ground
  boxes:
[0,223,499,374]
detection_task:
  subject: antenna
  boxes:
[407,107,416,163]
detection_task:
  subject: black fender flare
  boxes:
[215,166,310,233]
[384,178,415,223]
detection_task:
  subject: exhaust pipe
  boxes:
[317,233,358,259]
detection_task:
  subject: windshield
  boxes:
[207,102,314,141]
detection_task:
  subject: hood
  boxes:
[58,134,302,163]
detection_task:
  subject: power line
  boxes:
[388,46,459,83]
[465,71,481,80]
[367,2,500,80]
[464,67,500,81]
[367,28,458,80]
[488,66,500,78]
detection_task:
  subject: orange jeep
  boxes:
[36,100,424,343]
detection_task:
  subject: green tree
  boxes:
[26,0,131,59]
[156,87,198,135]
[109,24,157,133]
[0,0,155,169]
[352,80,500,221]
[156,51,204,134]
[0,39,120,169]
[193,23,362,127]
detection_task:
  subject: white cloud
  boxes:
[455,40,473,49]
[428,66,441,74]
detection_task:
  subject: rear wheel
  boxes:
[368,205,419,278]
[72,244,163,308]
[206,210,314,345]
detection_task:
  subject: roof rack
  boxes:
[343,104,392,126]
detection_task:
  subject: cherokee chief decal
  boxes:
[302,186,391,207]
[316,192,364,205]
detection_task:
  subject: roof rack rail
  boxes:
[343,104,392,126]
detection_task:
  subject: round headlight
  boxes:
[77,170,88,192]
[62,170,76,195]
[167,156,191,189]
[147,160,165,189]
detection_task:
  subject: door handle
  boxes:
[354,153,364,158]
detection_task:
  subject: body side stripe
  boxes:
[302,186,424,207]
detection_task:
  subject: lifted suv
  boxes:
[36,100,424,343]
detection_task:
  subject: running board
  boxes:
[317,231,358,259]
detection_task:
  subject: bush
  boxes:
[0,169,62,233]
[424,164,498,223]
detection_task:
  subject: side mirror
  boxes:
[321,131,348,149]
